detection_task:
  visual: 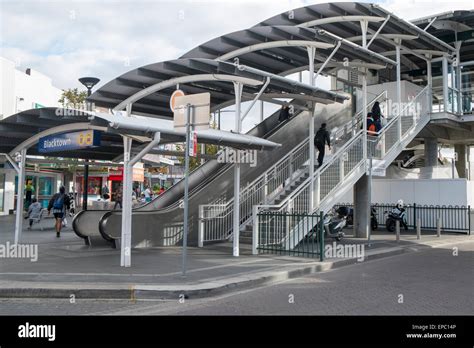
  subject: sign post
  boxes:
[182,104,192,276]
[173,93,210,277]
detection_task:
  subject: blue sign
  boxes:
[38,130,101,153]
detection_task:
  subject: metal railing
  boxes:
[255,130,366,250]
[256,211,324,260]
[334,203,471,234]
[198,91,389,245]
[198,137,309,244]
[368,86,430,160]
[254,86,432,253]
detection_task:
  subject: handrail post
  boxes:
[198,205,204,248]
[252,205,259,255]
[469,205,471,235]
[413,203,417,231]
[313,176,320,211]
[289,152,294,180]
[319,211,324,261]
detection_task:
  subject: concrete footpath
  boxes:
[0,215,472,299]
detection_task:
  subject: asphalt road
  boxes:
[1,241,473,315]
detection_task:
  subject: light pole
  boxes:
[79,77,100,98]
[78,77,100,211]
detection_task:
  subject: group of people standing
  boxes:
[366,101,384,135]
[107,184,166,210]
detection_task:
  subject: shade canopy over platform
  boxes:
[0,107,280,161]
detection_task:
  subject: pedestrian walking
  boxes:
[371,101,384,132]
[314,123,331,167]
[102,183,110,200]
[114,185,123,210]
[144,186,152,203]
[26,198,42,229]
[278,103,291,123]
[47,186,71,238]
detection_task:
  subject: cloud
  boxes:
[1,0,472,92]
[0,0,312,89]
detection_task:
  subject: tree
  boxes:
[175,143,219,171]
[175,121,219,171]
[58,88,88,108]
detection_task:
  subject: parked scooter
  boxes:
[323,206,348,241]
[385,199,408,232]
[346,206,378,230]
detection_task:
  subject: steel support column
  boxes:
[14,149,26,244]
[361,20,370,240]
[426,57,433,113]
[442,56,449,112]
[233,82,243,257]
[120,104,133,267]
[455,42,462,115]
[307,46,316,211]
[396,43,402,140]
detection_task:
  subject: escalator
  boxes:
[73,96,353,247]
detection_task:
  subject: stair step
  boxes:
[240,236,253,245]
[240,231,252,238]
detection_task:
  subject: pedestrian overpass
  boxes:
[2,2,473,266]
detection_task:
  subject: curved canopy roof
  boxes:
[181,25,393,73]
[255,2,455,70]
[88,2,465,121]
[0,107,280,161]
[88,57,347,118]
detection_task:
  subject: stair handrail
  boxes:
[257,129,365,212]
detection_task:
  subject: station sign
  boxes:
[38,130,101,153]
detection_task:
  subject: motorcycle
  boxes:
[384,205,408,232]
[345,206,378,230]
[323,206,348,241]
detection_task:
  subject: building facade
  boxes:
[0,57,62,120]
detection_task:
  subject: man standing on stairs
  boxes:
[314,123,331,167]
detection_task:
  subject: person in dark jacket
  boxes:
[314,123,331,167]
[48,186,71,237]
[371,101,383,132]
[278,103,291,122]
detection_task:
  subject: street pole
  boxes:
[78,77,99,211]
[307,46,316,211]
[182,104,192,276]
[82,164,89,211]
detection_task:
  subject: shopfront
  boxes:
[11,168,62,212]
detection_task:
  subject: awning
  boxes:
[0,107,280,162]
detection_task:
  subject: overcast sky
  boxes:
[1,0,473,92]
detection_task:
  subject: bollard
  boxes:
[416,218,421,240]
[396,220,400,242]
[437,217,441,237]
